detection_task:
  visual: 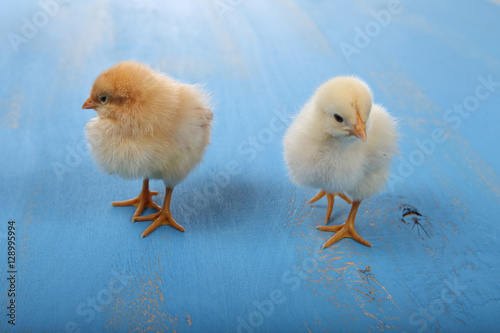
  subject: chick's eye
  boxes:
[333,114,344,123]
[98,95,108,104]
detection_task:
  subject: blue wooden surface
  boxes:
[1,0,500,332]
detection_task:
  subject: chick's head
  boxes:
[82,61,158,121]
[314,76,373,142]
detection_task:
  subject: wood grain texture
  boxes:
[1,0,499,332]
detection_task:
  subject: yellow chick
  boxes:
[283,76,398,248]
[83,61,213,238]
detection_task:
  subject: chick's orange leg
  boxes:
[133,187,185,238]
[112,178,161,218]
[308,191,353,224]
[337,193,353,205]
[308,190,326,204]
[325,194,335,224]
[316,201,372,248]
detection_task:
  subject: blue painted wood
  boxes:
[1,0,500,332]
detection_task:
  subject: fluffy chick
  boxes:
[283,76,397,248]
[83,61,213,238]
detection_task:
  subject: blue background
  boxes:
[1,0,499,332]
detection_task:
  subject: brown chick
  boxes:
[82,61,213,238]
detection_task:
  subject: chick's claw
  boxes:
[112,178,161,218]
[112,196,161,219]
[317,224,372,248]
[136,187,186,238]
[140,213,185,238]
[132,212,159,222]
[316,201,372,248]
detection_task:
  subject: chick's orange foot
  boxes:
[134,211,185,238]
[317,223,372,248]
[316,201,372,248]
[112,178,161,218]
[308,190,352,224]
[132,187,185,238]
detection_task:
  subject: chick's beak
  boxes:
[82,97,96,110]
[350,113,367,142]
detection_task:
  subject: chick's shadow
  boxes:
[171,174,262,233]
